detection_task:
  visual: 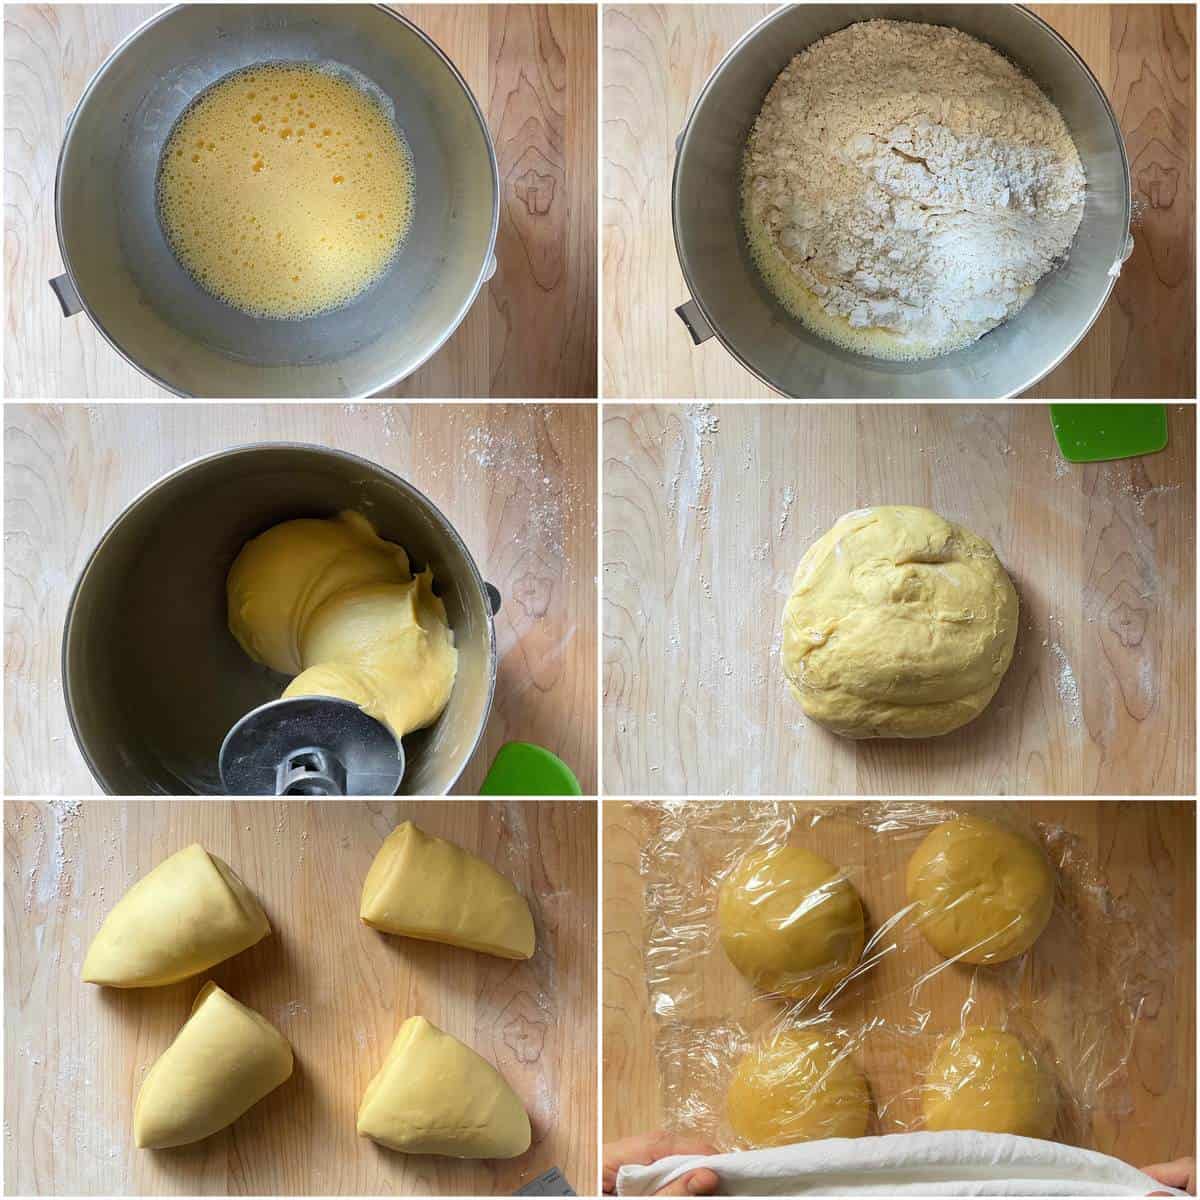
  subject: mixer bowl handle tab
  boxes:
[50,274,83,318]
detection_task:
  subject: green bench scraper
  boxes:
[1050,404,1168,463]
[481,742,582,796]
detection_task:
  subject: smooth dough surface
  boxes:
[227,511,457,739]
[727,1029,870,1147]
[360,821,535,959]
[357,1016,531,1158]
[82,844,270,988]
[719,845,865,1000]
[134,982,293,1149]
[906,816,1054,964]
[923,1028,1056,1139]
[782,506,1018,738]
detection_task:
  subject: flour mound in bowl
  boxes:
[741,20,1087,360]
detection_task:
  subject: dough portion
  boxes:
[227,511,457,739]
[782,506,1018,738]
[727,1029,870,1147]
[357,1016,531,1158]
[360,821,535,960]
[82,844,270,988]
[719,845,864,1000]
[907,816,1054,964]
[134,982,293,1149]
[923,1028,1056,1139]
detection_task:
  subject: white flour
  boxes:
[742,21,1086,358]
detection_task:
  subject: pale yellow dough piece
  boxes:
[906,816,1054,964]
[727,1029,870,1147]
[923,1028,1057,1139]
[227,511,457,739]
[782,506,1018,738]
[82,844,270,988]
[718,845,864,1000]
[360,821,535,959]
[134,982,293,1149]
[357,1016,532,1158]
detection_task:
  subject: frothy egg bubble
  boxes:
[157,61,414,320]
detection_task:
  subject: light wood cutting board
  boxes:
[602,404,1195,795]
[601,4,1195,399]
[603,800,1197,1169]
[4,799,597,1196]
[4,402,597,795]
[3,4,597,398]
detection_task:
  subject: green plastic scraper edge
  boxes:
[480,742,583,796]
[1049,404,1168,463]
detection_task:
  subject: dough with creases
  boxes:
[134,982,293,1149]
[227,511,457,739]
[719,845,864,1000]
[360,820,535,959]
[727,1029,870,1147]
[906,815,1053,964]
[923,1028,1056,1139]
[357,1016,531,1158]
[82,844,270,988]
[782,506,1018,738]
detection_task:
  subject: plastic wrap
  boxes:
[637,801,1175,1153]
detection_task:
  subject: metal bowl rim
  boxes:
[61,440,498,796]
[671,2,1133,399]
[53,2,501,399]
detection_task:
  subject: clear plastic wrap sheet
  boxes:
[639,801,1174,1153]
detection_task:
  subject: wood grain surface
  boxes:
[5,798,597,1195]
[602,404,1195,796]
[2,4,597,399]
[601,4,1195,399]
[602,800,1196,1172]
[4,403,597,794]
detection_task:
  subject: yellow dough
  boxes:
[718,845,865,1000]
[906,816,1054,964]
[782,506,1018,739]
[727,1029,870,1147]
[922,1028,1057,1139]
[357,1016,531,1158]
[227,511,457,740]
[134,982,293,1149]
[82,844,270,988]
[360,821,535,959]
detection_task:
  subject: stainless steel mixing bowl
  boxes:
[51,4,499,397]
[673,4,1132,398]
[62,445,498,795]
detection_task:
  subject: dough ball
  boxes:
[922,1028,1056,1139]
[227,510,457,738]
[719,845,865,1000]
[727,1029,870,1147]
[781,505,1018,738]
[906,816,1053,964]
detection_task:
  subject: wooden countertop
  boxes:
[3,4,597,398]
[5,799,597,1196]
[603,800,1196,1171]
[4,403,597,794]
[602,4,1195,399]
[602,403,1195,796]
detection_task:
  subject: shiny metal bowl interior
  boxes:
[63,445,497,795]
[55,4,499,397]
[673,4,1132,398]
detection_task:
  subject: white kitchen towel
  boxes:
[615,1131,1184,1196]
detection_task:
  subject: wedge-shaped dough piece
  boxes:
[357,1016,531,1158]
[82,844,270,988]
[360,821,535,960]
[134,982,293,1149]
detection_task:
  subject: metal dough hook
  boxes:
[219,696,405,796]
